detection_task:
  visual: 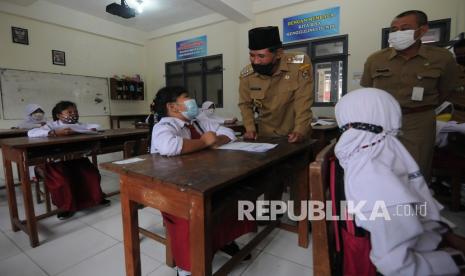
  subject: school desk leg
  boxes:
[297,166,309,248]
[121,176,141,276]
[18,154,39,247]
[3,152,19,232]
[189,194,212,276]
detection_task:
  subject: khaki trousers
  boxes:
[398,110,436,183]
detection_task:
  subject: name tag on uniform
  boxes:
[411,87,424,101]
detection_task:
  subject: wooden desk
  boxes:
[1,128,149,247]
[0,129,29,139]
[110,115,147,129]
[312,124,339,154]
[101,139,314,276]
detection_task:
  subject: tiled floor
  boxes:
[0,171,463,276]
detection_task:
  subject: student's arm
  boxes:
[151,124,216,156]
[211,135,231,148]
[27,124,52,137]
[181,132,216,154]
[202,120,236,142]
[356,206,460,275]
[201,120,235,147]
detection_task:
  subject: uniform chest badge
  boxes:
[285,75,290,80]
[288,54,304,64]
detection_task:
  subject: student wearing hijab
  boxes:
[17,104,47,129]
[334,88,465,275]
[28,101,110,219]
[196,101,237,125]
[150,86,255,276]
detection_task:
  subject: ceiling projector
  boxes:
[106,0,136,19]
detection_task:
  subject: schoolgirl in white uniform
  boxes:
[149,86,255,276]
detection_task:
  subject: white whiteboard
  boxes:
[0,69,110,120]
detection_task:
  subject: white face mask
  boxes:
[388,29,417,51]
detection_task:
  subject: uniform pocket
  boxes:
[372,71,393,89]
[416,70,440,94]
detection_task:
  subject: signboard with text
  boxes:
[283,7,340,43]
[176,35,207,60]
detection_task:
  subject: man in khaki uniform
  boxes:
[361,10,458,182]
[238,26,313,143]
[451,39,465,122]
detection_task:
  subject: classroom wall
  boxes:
[146,0,464,119]
[146,20,251,119]
[0,11,148,129]
[1,0,464,124]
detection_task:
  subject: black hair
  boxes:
[52,101,77,121]
[454,39,465,51]
[153,86,187,121]
[148,86,187,139]
[395,10,428,27]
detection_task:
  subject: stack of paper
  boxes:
[311,119,336,126]
[53,124,99,134]
[217,142,277,152]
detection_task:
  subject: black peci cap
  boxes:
[248,26,282,50]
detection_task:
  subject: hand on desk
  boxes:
[243,131,257,140]
[224,117,238,125]
[51,128,77,136]
[200,131,218,147]
[288,132,304,143]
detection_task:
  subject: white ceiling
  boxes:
[0,0,310,41]
[45,0,215,32]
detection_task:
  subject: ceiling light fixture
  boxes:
[136,0,144,14]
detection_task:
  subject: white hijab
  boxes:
[24,104,43,121]
[334,88,441,219]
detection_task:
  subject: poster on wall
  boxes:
[176,35,207,60]
[283,7,340,43]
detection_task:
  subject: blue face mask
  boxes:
[180,99,199,120]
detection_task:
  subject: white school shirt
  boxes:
[27,120,100,137]
[150,117,236,156]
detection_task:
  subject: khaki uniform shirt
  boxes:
[360,45,458,108]
[238,52,313,137]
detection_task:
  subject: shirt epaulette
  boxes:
[240,64,254,78]
[299,64,311,71]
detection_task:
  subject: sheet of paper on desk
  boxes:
[311,119,336,126]
[113,157,145,165]
[54,124,99,134]
[217,142,277,152]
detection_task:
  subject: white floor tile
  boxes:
[212,247,262,276]
[57,243,161,276]
[0,205,14,232]
[0,231,21,262]
[4,214,88,251]
[91,208,163,242]
[25,226,118,275]
[241,252,313,276]
[235,227,279,250]
[147,264,177,276]
[0,253,48,276]
[140,236,167,263]
[262,230,312,268]
[75,199,121,225]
